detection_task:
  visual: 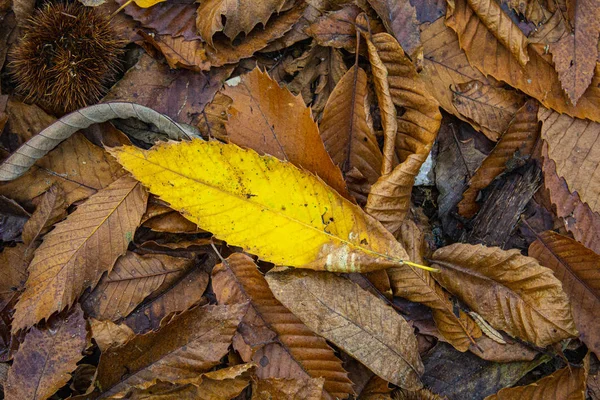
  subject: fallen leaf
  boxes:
[96,304,247,398]
[259,4,322,52]
[5,305,87,400]
[458,100,539,218]
[358,375,393,399]
[0,244,29,311]
[132,0,165,8]
[81,252,193,321]
[111,139,413,273]
[366,0,421,57]
[485,355,589,399]
[468,334,539,362]
[212,253,353,399]
[550,0,600,105]
[140,31,210,72]
[529,231,600,355]
[252,377,325,400]
[396,387,446,400]
[431,243,578,347]
[142,211,200,233]
[223,67,350,200]
[89,318,136,352]
[506,0,551,25]
[266,269,424,389]
[21,185,67,246]
[0,196,29,242]
[319,64,383,199]
[305,4,364,51]
[12,175,148,333]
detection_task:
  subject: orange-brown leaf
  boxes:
[458,100,539,218]
[12,175,147,333]
[140,32,210,72]
[529,231,600,355]
[89,318,136,352]
[431,243,578,347]
[21,185,67,246]
[212,253,353,399]
[5,305,87,400]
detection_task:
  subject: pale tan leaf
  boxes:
[12,175,148,332]
[212,253,353,400]
[252,377,325,400]
[266,269,424,389]
[21,185,67,246]
[89,318,136,352]
[431,243,578,347]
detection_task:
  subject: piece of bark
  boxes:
[467,162,541,248]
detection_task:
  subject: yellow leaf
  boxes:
[133,0,164,8]
[110,139,420,273]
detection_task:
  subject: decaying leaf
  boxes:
[305,4,364,51]
[21,185,67,246]
[529,231,600,355]
[212,253,353,399]
[431,243,578,347]
[12,175,148,333]
[0,244,29,311]
[111,139,414,273]
[366,0,421,57]
[5,305,87,400]
[458,100,539,218]
[96,304,247,398]
[222,68,350,200]
[252,377,325,400]
[140,32,210,72]
[89,318,136,352]
[266,269,424,389]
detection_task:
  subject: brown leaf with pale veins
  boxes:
[529,231,600,355]
[445,1,600,121]
[550,0,600,105]
[431,243,578,347]
[252,377,325,400]
[22,185,67,246]
[223,67,350,200]
[364,33,441,233]
[451,80,526,141]
[539,106,600,215]
[485,355,589,399]
[89,318,136,352]
[212,253,353,400]
[366,0,421,57]
[305,5,364,51]
[458,100,539,218]
[96,304,247,398]
[5,305,87,400]
[81,252,193,321]
[196,0,288,47]
[140,32,210,72]
[12,175,148,333]
[266,269,424,390]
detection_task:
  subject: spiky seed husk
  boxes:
[9,2,124,114]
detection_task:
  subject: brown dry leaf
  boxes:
[252,377,325,400]
[320,64,383,201]
[123,266,209,334]
[506,0,551,25]
[458,100,539,218]
[527,10,567,44]
[140,31,210,72]
[431,243,578,347]
[12,175,148,333]
[539,106,600,214]
[0,196,29,242]
[359,375,393,399]
[96,304,247,398]
[198,92,232,140]
[542,147,600,254]
[389,217,481,352]
[463,0,529,65]
[222,67,350,200]
[366,0,421,57]
[196,0,288,47]
[305,4,364,51]
[550,0,600,105]
[81,252,193,321]
[0,132,125,207]
[485,355,589,399]
[396,387,447,400]
[468,334,539,362]
[259,4,322,52]
[89,318,136,352]
[0,244,29,311]
[364,33,441,233]
[445,1,600,121]
[142,211,200,233]
[265,269,424,390]
[5,305,87,400]
[451,80,526,141]
[529,231,600,355]
[212,253,353,400]
[21,185,67,246]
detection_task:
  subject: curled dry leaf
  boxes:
[111,139,412,273]
[96,304,247,398]
[81,252,193,321]
[445,1,600,121]
[484,355,589,399]
[539,106,600,215]
[223,67,350,200]
[212,253,353,399]
[458,100,539,218]
[252,377,325,400]
[529,231,600,355]
[431,243,578,347]
[265,269,424,390]
[319,64,383,200]
[5,305,87,400]
[21,185,67,246]
[12,175,148,333]
[364,33,441,234]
